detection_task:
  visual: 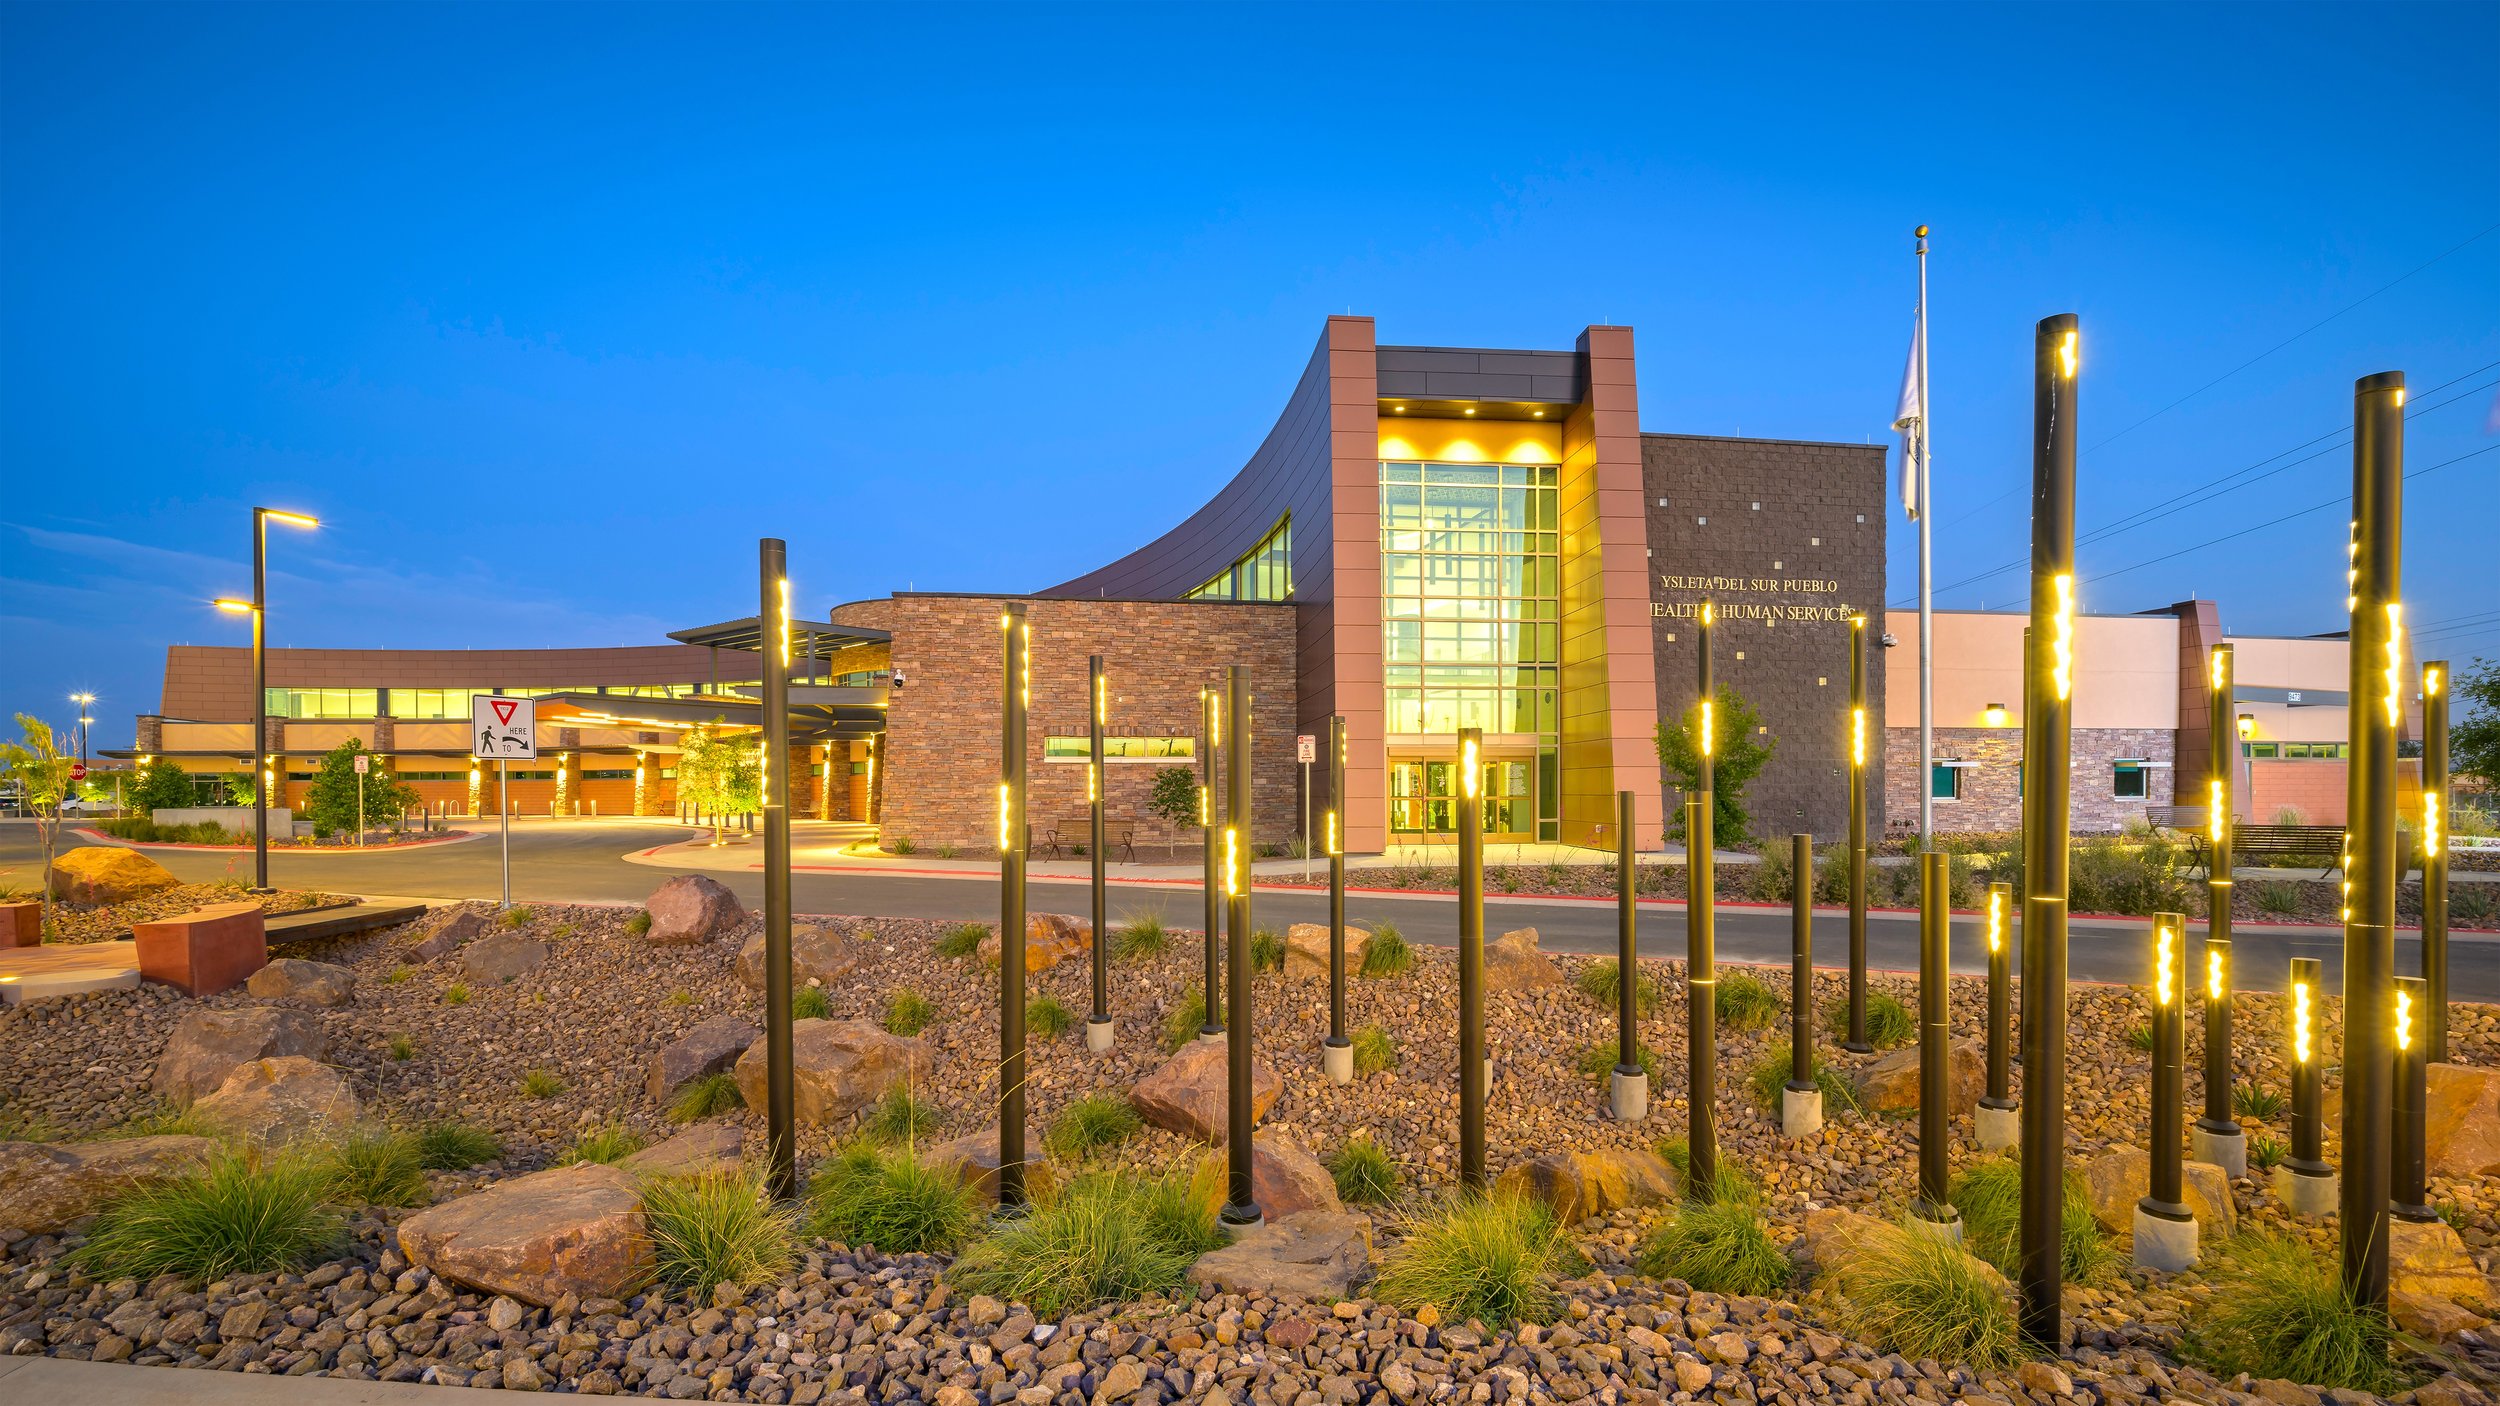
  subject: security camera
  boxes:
[890,671,906,688]
[1880,633,1899,648]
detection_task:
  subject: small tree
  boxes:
[2452,659,2500,796]
[304,739,370,839]
[1,715,73,936]
[1147,766,1198,858]
[677,724,761,843]
[132,759,198,815]
[1656,684,1777,849]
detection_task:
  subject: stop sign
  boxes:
[69,762,86,783]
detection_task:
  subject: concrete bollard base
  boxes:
[1084,1017,1115,1054]
[2133,1203,2200,1271]
[1609,1069,1649,1122]
[1322,1040,1354,1085]
[2274,1164,2339,1217]
[1908,1206,1964,1245]
[2191,1124,2247,1179]
[1781,1086,1823,1140]
[1975,1102,2019,1152]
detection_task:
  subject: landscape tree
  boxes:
[1147,765,1198,857]
[0,715,73,936]
[1655,684,1777,848]
[132,758,198,815]
[677,724,762,844]
[304,739,422,839]
[2451,659,2500,797]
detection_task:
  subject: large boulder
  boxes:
[409,907,491,963]
[1494,1148,1680,1224]
[0,1136,219,1234]
[1129,1039,1281,1143]
[396,1162,653,1307]
[1187,1211,1372,1300]
[245,957,357,1007]
[732,1019,929,1126]
[461,932,551,986]
[977,912,1090,974]
[1791,1206,1894,1277]
[2391,1217,2490,1308]
[1852,1037,1985,1117]
[647,1015,762,1102]
[153,1006,330,1105]
[194,1056,362,1146]
[2077,1146,2236,1237]
[621,1124,745,1179]
[2423,1063,2500,1180]
[1198,1133,1341,1219]
[1282,923,1372,981]
[644,875,746,945]
[921,1127,1052,1202]
[735,925,862,992]
[1483,927,1563,992]
[48,846,179,905]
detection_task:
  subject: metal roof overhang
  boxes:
[538,692,886,743]
[668,617,891,663]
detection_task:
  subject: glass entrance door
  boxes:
[1388,756,1533,840]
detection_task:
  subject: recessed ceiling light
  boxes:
[1532,410,1544,418]
[1393,405,1406,413]
[1463,407,1476,416]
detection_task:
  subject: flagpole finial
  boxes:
[1915,224,1929,238]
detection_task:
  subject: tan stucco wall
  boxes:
[1884,610,2180,732]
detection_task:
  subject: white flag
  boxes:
[1893,307,1926,520]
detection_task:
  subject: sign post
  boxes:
[471,695,537,910]
[1297,733,1316,881]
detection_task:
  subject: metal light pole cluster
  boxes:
[997,603,1031,1207]
[1220,665,1262,1229]
[2017,313,2078,1347]
[1976,882,2017,1150]
[1085,655,1114,1053]
[1323,716,1353,1084]
[1611,789,1648,1122]
[759,541,798,1200]
[1457,725,1488,1191]
[1199,687,1223,1038]
[1844,613,1872,1053]
[1686,604,1718,1195]
[1781,832,1821,1138]
[2421,660,2449,1062]
[214,506,318,891]
[2393,976,2436,1225]
[2279,957,2336,1214]
[2134,913,2198,1270]
[2193,644,2245,1176]
[1915,851,1957,1233]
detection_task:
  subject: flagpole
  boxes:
[1916,224,1934,851]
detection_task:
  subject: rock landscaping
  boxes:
[16,879,343,947]
[0,885,2494,1405]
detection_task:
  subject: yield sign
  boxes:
[471,695,538,760]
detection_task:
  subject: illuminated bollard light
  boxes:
[2192,645,2246,1177]
[1219,665,1263,1234]
[2275,956,2339,1217]
[2133,913,2199,1271]
[1911,850,1962,1243]
[1322,717,1353,1086]
[1780,832,1820,1140]
[1610,790,1648,1122]
[1457,726,1488,1192]
[1085,655,1115,1055]
[1975,881,2019,1152]
[2392,976,2437,1224]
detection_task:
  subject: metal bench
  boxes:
[2146,805,2346,879]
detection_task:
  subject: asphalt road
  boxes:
[6,819,2488,999]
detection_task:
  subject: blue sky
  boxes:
[5,2,2495,749]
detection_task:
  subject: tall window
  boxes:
[1379,460,1561,840]
[1185,515,1292,602]
[266,688,380,719]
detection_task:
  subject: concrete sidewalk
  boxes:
[0,1356,436,1403]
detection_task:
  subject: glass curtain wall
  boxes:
[1380,460,1561,841]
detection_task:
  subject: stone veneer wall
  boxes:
[1883,726,2176,835]
[843,595,1299,855]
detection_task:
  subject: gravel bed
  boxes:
[18,883,348,947]
[2,898,2496,1401]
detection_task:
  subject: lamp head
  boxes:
[213,598,255,615]
[259,508,319,530]
[2236,713,2256,739]
[1983,703,2007,728]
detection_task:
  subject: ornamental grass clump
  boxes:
[1351,1024,1398,1076]
[793,985,833,1021]
[1714,969,1783,1031]
[806,1141,979,1255]
[413,1121,501,1170]
[949,1164,1221,1319]
[2232,1084,2285,1120]
[1043,1093,1143,1161]
[625,910,653,937]
[1163,990,1212,1052]
[1828,1217,2022,1370]
[1573,957,1662,1016]
[642,1169,799,1296]
[1576,1041,1661,1088]
[1114,914,1170,960]
[1026,993,1075,1040]
[2186,1233,2402,1393]
[1326,1136,1400,1205]
[520,1068,566,1099]
[328,1127,431,1208]
[937,923,988,959]
[1824,990,1912,1048]
[562,1124,646,1166]
[669,1072,744,1123]
[1653,1136,1760,1206]
[1249,927,1285,973]
[1373,1192,1579,1328]
[73,1147,343,1282]
[884,989,935,1036]
[862,1085,942,1145]
[1743,1048,1861,1116]
[1636,1196,1790,1298]
[1948,1156,2115,1286]
[1360,922,1414,978]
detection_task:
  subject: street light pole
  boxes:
[998,603,1031,1207]
[759,539,797,1201]
[1085,655,1113,1053]
[231,506,317,893]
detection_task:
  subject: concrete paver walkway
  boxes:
[0,1356,436,1404]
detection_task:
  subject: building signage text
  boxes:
[1651,573,1856,624]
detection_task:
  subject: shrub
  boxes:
[807,1141,979,1255]
[666,987,694,1007]
[1715,969,1783,1030]
[328,1128,430,1207]
[669,1072,744,1123]
[934,842,959,860]
[562,1124,646,1165]
[520,1068,567,1099]
[2453,885,2497,923]
[0,1106,64,1142]
[1577,1041,1662,1088]
[383,965,416,984]
[2233,1084,2284,1121]
[1744,843,1797,903]
[937,923,987,959]
[1352,1024,1398,1076]
[2068,832,2194,917]
[1828,1217,2023,1370]
[2249,1132,2288,1171]
[626,910,653,937]
[1373,1193,1578,1328]
[1043,1093,1143,1161]
[1026,993,1075,1040]
[2186,1233,2401,1393]
[500,905,534,928]
[862,1085,942,1145]
[1823,991,1912,1048]
[1164,990,1212,1052]
[1114,914,1170,960]
[1743,1048,1861,1116]
[442,983,472,1006]
[1653,1136,1759,1206]
[889,835,916,855]
[884,989,935,1036]
[1637,1197,1790,1297]
[949,1166,1220,1318]
[1948,1157,2115,1286]
[1573,958,1661,1016]
[413,1121,501,1170]
[793,986,833,1021]
[2255,881,2301,916]
[386,1033,417,1062]
[642,1170,799,1295]
[1249,927,1285,974]
[1327,1136,1400,1205]
[73,1147,343,1281]
[1360,922,1414,978]
[102,1102,218,1139]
